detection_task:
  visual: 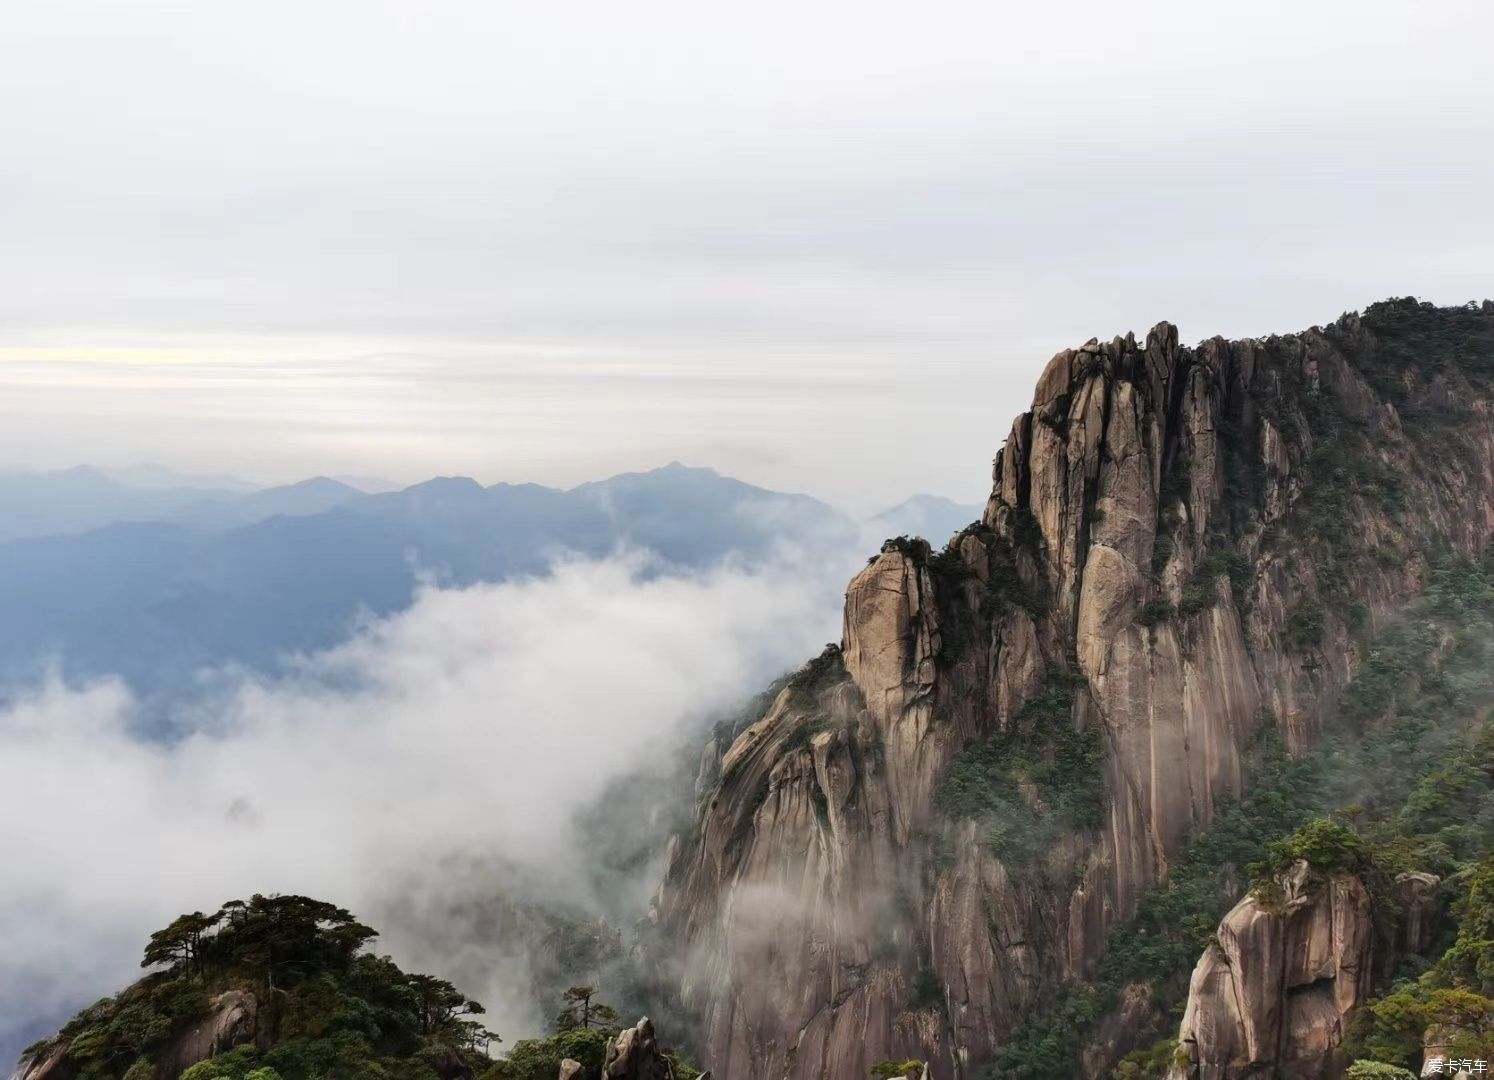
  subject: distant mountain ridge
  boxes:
[0,463,878,709]
[0,466,245,542]
[870,493,983,546]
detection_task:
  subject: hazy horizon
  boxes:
[5,2,1494,1075]
[4,1,1492,507]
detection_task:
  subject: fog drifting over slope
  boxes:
[0,551,851,1058]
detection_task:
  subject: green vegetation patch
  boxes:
[29,895,496,1080]
[987,550,1494,1078]
[935,670,1104,865]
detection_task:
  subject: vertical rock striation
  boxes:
[655,303,1494,1080]
[1167,861,1379,1080]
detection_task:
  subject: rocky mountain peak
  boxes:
[655,300,1494,1080]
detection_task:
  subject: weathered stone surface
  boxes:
[1395,872,1442,954]
[1421,1025,1479,1077]
[1084,983,1160,1075]
[155,990,259,1076]
[559,1059,585,1080]
[1168,861,1383,1080]
[656,307,1494,1080]
[600,1017,677,1080]
[11,1045,77,1080]
[14,989,258,1080]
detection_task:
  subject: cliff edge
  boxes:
[654,300,1494,1080]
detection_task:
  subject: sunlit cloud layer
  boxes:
[2,0,1491,502]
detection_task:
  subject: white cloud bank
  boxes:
[0,553,847,1056]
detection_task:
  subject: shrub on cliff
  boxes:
[26,896,497,1080]
[1344,1061,1416,1080]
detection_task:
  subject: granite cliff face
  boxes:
[1167,865,1446,1080]
[654,302,1494,1080]
[1168,861,1380,1080]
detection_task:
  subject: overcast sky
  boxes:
[2,0,1491,508]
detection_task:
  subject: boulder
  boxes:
[600,1017,676,1080]
[1168,861,1374,1080]
[155,990,258,1076]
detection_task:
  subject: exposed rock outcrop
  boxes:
[155,990,258,1075]
[1167,861,1377,1080]
[600,1017,677,1080]
[11,1045,76,1080]
[656,303,1494,1080]
[1395,872,1443,955]
[14,989,258,1080]
[1420,1026,1479,1078]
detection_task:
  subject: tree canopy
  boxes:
[29,895,498,1080]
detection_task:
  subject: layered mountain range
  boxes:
[13,298,1494,1080]
[0,464,958,706]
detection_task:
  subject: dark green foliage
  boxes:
[891,523,1049,665]
[990,551,1494,1078]
[869,1061,926,1079]
[666,1050,703,1080]
[190,895,379,989]
[1358,298,1494,403]
[936,671,1104,865]
[1157,454,1191,514]
[142,911,221,975]
[785,644,848,710]
[554,986,619,1032]
[1283,598,1325,651]
[1259,304,1493,633]
[1136,599,1174,627]
[48,975,216,1080]
[1347,981,1494,1068]
[1011,509,1043,554]
[1332,862,1494,1067]
[180,1046,285,1079]
[486,1019,702,1080]
[1445,860,1494,991]
[1250,817,1373,886]
[879,535,932,561]
[985,987,1102,1079]
[1113,1037,1181,1080]
[907,968,943,1012]
[1176,578,1218,618]
[1150,533,1175,575]
[1344,1062,1418,1080]
[33,897,496,1080]
[490,1027,614,1080]
[1178,542,1253,617]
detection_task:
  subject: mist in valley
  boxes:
[0,547,857,1062]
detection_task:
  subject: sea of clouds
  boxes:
[0,551,851,1062]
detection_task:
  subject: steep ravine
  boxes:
[652,301,1494,1080]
